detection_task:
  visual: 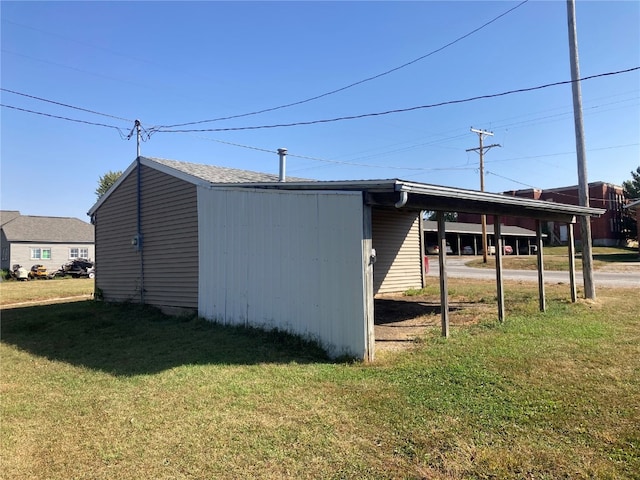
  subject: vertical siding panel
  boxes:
[198,188,366,358]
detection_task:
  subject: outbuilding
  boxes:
[88,156,604,361]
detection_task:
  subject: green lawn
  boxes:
[1,278,638,479]
[466,245,640,270]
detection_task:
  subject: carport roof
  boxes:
[89,157,605,223]
[219,178,605,223]
[423,220,544,237]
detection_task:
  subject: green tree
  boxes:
[95,170,122,199]
[621,166,639,242]
[424,211,458,222]
[622,165,640,199]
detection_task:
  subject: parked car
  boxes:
[426,242,453,255]
[481,245,513,255]
[462,246,474,255]
[519,244,538,255]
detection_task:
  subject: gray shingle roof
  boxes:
[0,210,20,226]
[147,157,312,183]
[1,213,94,243]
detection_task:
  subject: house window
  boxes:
[31,248,51,260]
[1,247,8,261]
[69,248,89,259]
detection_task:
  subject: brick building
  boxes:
[457,182,626,247]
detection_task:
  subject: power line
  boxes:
[486,170,625,204]
[156,0,530,129]
[0,104,129,136]
[154,66,640,133]
[485,143,640,164]
[1,88,134,122]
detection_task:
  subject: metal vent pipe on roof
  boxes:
[278,148,287,182]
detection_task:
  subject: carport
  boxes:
[248,179,605,355]
[423,220,544,256]
[362,181,605,337]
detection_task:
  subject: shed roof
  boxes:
[1,212,94,243]
[89,157,605,223]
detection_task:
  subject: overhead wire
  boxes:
[155,0,531,129]
[154,66,640,133]
[0,104,130,137]
[1,88,135,122]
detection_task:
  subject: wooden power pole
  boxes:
[567,0,596,299]
[467,128,501,263]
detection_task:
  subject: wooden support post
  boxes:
[495,217,505,323]
[437,212,449,337]
[568,222,577,303]
[536,220,546,312]
[419,213,426,288]
[362,205,375,362]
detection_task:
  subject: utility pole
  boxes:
[567,0,596,299]
[467,128,501,263]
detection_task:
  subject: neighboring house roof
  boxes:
[423,220,545,237]
[88,156,606,222]
[0,212,94,243]
[0,210,21,226]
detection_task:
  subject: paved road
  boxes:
[426,256,640,289]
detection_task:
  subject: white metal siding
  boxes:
[198,187,367,359]
[372,207,423,294]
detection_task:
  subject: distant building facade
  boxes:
[457,182,626,247]
[1,211,95,271]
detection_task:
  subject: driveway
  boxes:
[426,256,640,288]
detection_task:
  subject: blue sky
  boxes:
[1,0,639,222]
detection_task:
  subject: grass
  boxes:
[1,277,639,479]
[466,245,640,270]
[0,277,94,306]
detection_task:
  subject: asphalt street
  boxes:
[426,256,640,289]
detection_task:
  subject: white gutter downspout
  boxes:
[395,190,408,208]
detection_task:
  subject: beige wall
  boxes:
[372,207,423,294]
[93,164,198,308]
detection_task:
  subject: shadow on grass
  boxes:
[374,298,461,325]
[591,252,640,263]
[0,301,331,376]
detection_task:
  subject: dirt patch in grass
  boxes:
[374,293,493,351]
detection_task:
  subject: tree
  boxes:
[95,170,122,199]
[622,165,640,199]
[621,166,639,243]
[424,211,458,222]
